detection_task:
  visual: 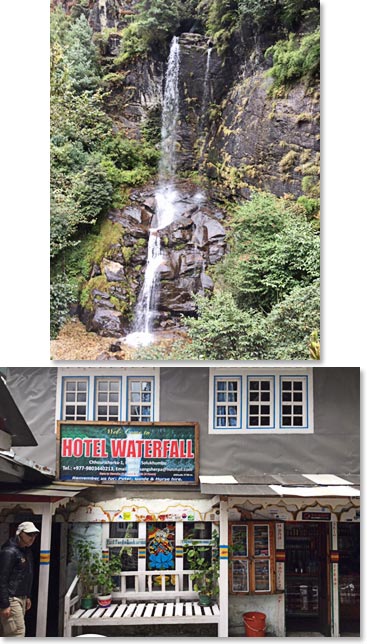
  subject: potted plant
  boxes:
[185,532,219,607]
[73,539,98,609]
[94,554,122,608]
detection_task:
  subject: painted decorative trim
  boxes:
[275,550,286,561]
[220,545,228,559]
[329,551,340,563]
[39,550,50,565]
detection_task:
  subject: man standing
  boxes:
[0,522,39,637]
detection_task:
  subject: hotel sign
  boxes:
[57,422,199,484]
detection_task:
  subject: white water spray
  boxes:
[125,37,181,348]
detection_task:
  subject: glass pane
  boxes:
[282,416,291,426]
[283,405,292,414]
[294,392,303,402]
[217,392,226,402]
[250,405,259,414]
[260,416,270,426]
[228,381,238,391]
[142,381,152,392]
[66,381,76,391]
[249,417,258,426]
[282,381,292,391]
[217,381,226,391]
[110,393,119,403]
[250,392,259,401]
[98,406,108,416]
[217,417,226,427]
[293,416,303,426]
[261,381,270,390]
[130,406,140,417]
[261,405,270,414]
[293,381,303,391]
[228,392,237,402]
[78,381,87,391]
[262,392,270,401]
[65,406,75,416]
[77,392,86,402]
[228,417,238,427]
[254,560,270,592]
[131,393,140,403]
[250,381,259,390]
[254,525,269,557]
[282,392,292,401]
[294,405,303,414]
[110,381,119,392]
[142,393,151,402]
[217,406,226,415]
[66,393,74,402]
[232,559,249,592]
[142,416,150,422]
[232,525,248,557]
[99,392,108,402]
[130,382,140,392]
[109,406,118,416]
[98,381,108,392]
[228,406,237,415]
[141,406,150,415]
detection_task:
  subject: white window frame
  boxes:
[209,368,313,434]
[61,376,90,421]
[94,375,123,422]
[56,368,160,423]
[126,376,155,422]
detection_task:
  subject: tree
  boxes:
[63,15,100,93]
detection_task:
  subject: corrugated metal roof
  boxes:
[199,473,360,497]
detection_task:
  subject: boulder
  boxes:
[102,259,125,281]
[86,307,128,337]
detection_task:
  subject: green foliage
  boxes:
[117,0,181,62]
[50,276,77,339]
[185,532,219,601]
[198,0,240,54]
[263,281,320,359]
[186,292,266,360]
[64,15,100,93]
[266,28,320,93]
[71,156,114,224]
[93,555,122,595]
[72,539,98,598]
[220,192,319,312]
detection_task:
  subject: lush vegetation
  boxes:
[50,7,159,337]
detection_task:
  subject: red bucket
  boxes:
[243,612,266,637]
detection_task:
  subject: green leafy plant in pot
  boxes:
[73,539,98,610]
[185,532,219,607]
[94,553,122,608]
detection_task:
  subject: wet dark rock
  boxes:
[86,307,128,337]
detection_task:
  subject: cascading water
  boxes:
[200,46,212,128]
[125,37,181,347]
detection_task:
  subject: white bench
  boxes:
[64,571,220,637]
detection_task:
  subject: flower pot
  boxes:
[81,596,95,610]
[97,594,112,608]
[198,593,213,607]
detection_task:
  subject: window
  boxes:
[62,378,88,420]
[214,377,241,429]
[209,369,313,434]
[59,370,158,423]
[247,377,275,428]
[229,522,275,594]
[95,378,121,421]
[280,376,308,428]
[127,377,154,422]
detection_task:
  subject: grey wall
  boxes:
[5,366,359,478]
[160,367,360,477]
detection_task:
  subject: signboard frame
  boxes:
[56,421,199,485]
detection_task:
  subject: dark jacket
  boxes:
[0,537,34,609]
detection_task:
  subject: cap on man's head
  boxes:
[16,521,40,535]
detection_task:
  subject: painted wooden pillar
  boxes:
[36,503,52,637]
[330,522,339,637]
[138,522,147,591]
[218,498,228,637]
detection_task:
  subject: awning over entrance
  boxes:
[199,473,360,497]
[0,377,37,447]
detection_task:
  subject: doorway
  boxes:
[338,523,360,635]
[285,522,330,636]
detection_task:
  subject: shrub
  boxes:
[266,28,320,93]
[50,276,77,339]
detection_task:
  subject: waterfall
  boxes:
[125,37,181,347]
[200,47,212,128]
